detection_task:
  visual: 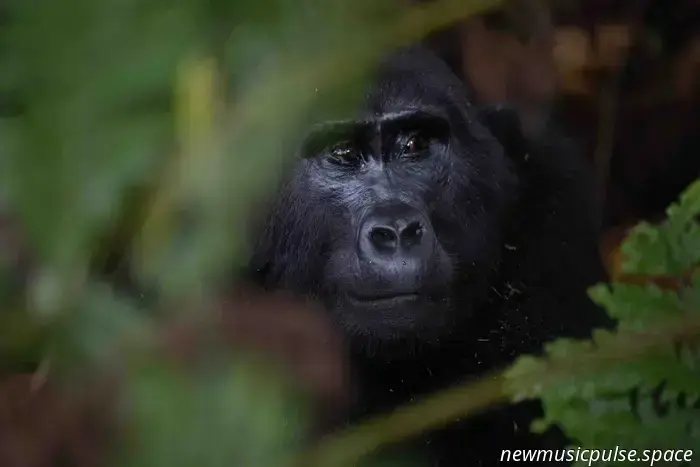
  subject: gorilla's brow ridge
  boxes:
[308,107,446,129]
[302,108,449,155]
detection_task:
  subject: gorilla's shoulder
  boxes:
[480,103,602,232]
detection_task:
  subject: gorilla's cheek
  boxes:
[322,246,361,292]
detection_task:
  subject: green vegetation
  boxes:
[0,1,698,466]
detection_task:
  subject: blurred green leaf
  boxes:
[46,281,154,373]
[121,357,309,467]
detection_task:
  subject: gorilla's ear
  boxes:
[476,103,529,162]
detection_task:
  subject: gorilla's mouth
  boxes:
[346,291,420,305]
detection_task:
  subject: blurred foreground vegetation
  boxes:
[0,0,699,466]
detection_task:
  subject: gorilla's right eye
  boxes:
[327,143,361,166]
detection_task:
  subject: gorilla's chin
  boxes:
[326,292,453,342]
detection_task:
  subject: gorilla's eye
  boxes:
[401,133,430,158]
[328,143,361,166]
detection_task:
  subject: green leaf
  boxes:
[120,357,309,467]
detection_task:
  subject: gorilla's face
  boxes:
[250,47,517,342]
[302,109,456,339]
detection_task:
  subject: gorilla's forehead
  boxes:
[359,81,454,122]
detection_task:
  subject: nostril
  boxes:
[369,226,398,252]
[400,221,424,247]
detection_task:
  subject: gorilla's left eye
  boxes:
[401,133,430,158]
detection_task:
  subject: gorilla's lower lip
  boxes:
[347,292,420,303]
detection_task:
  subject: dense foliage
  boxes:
[1,1,698,466]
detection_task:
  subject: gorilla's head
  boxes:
[250,46,518,342]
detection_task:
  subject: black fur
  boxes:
[248,45,610,466]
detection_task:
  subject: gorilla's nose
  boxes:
[358,204,436,267]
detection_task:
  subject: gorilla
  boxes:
[247,45,610,466]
